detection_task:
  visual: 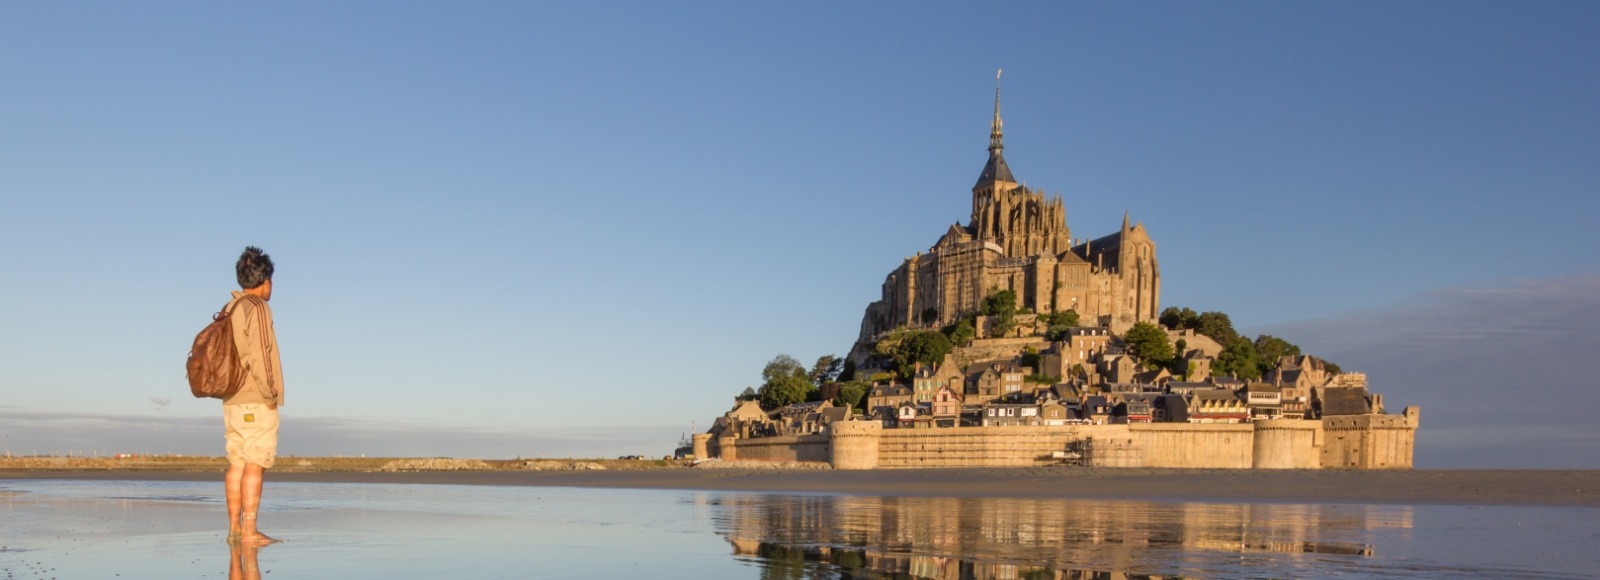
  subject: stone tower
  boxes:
[855,74,1160,350]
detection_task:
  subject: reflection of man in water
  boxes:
[229,542,267,580]
[223,246,284,545]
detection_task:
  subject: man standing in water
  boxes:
[224,246,283,545]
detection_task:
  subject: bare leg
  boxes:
[225,463,245,542]
[235,463,277,545]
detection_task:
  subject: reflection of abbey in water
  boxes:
[715,494,1402,579]
[698,77,1419,471]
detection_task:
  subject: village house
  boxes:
[981,401,1039,426]
[1039,400,1072,425]
[771,400,839,436]
[912,364,940,403]
[866,383,913,418]
[1079,395,1113,424]
[1111,393,1157,424]
[931,385,963,427]
[896,402,934,428]
[1184,389,1250,424]
[1241,383,1284,420]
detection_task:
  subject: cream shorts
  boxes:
[223,403,279,468]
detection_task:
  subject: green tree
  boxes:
[1046,309,1080,327]
[1212,337,1262,380]
[982,289,1017,316]
[1020,346,1041,370]
[833,380,870,410]
[759,374,813,409]
[809,355,843,386]
[988,315,1017,338]
[736,387,758,401]
[762,354,807,384]
[758,354,814,409]
[1252,335,1302,375]
[942,317,976,347]
[1195,311,1239,344]
[1045,325,1072,341]
[837,358,857,382]
[1160,306,1199,330]
[1122,321,1173,369]
[893,330,953,377]
[1168,338,1189,377]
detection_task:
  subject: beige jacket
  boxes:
[223,291,283,407]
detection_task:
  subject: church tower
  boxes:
[971,70,1018,240]
[969,70,1071,258]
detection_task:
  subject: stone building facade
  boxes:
[857,83,1160,347]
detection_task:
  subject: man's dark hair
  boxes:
[236,246,275,290]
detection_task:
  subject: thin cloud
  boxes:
[1265,272,1600,468]
[0,410,683,459]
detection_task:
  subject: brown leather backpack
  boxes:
[186,296,257,399]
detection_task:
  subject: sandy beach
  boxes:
[4,459,1597,507]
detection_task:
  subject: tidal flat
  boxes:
[2,477,1597,578]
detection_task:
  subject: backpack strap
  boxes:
[230,294,277,400]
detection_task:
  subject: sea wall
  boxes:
[714,407,1417,470]
[1129,423,1255,468]
[1252,419,1323,469]
[1320,407,1419,469]
[727,434,829,463]
[876,425,1104,468]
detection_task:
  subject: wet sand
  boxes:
[5,466,1598,507]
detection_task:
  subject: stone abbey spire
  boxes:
[969,69,1069,256]
[973,70,1017,194]
[989,68,1005,153]
[856,74,1160,345]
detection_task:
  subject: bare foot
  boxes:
[237,531,278,546]
[228,527,242,544]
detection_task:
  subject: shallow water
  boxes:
[0,480,1595,578]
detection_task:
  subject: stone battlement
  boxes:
[713,408,1418,470]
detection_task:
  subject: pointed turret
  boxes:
[974,69,1016,189]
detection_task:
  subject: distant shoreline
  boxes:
[4,464,1598,507]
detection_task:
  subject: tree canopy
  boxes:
[1212,337,1262,379]
[943,317,976,347]
[832,380,870,410]
[1252,335,1302,375]
[758,354,815,409]
[1122,321,1173,369]
[1159,306,1199,331]
[896,330,953,377]
[1194,311,1239,344]
[760,375,813,409]
[809,355,843,386]
[1045,309,1080,327]
[982,289,1017,316]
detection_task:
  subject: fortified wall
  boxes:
[696,407,1419,470]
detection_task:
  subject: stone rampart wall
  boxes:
[1321,409,1417,469]
[876,425,1110,468]
[1252,419,1323,469]
[728,434,829,463]
[716,409,1417,470]
[1128,423,1256,468]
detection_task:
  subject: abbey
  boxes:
[858,85,1161,342]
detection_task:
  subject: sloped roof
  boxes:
[1321,387,1372,416]
[974,150,1016,189]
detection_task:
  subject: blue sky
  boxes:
[2,2,1596,466]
